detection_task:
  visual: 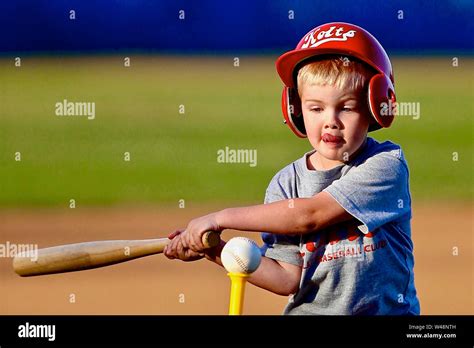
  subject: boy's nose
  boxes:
[323,110,341,129]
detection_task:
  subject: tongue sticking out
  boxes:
[322,134,343,142]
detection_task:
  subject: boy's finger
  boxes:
[190,232,204,252]
[188,237,198,251]
[180,233,189,249]
[168,229,183,239]
[168,232,178,239]
[163,245,175,259]
[177,239,186,259]
[167,237,181,258]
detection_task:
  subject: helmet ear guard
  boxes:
[367,73,396,131]
[281,86,306,138]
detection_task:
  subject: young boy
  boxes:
[164,22,420,315]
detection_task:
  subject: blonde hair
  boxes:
[297,56,374,96]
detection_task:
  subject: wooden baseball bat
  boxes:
[13,231,221,277]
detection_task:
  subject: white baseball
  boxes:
[221,237,262,274]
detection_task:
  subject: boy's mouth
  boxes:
[322,133,344,144]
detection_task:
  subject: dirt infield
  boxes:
[0,203,472,315]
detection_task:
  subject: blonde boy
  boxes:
[165,22,420,315]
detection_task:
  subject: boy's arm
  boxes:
[182,191,353,251]
[218,191,351,234]
[205,241,301,296]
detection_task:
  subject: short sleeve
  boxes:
[261,173,302,267]
[323,150,411,234]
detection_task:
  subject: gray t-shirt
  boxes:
[262,137,420,315]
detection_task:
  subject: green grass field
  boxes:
[1,55,472,206]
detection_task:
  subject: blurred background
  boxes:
[0,1,472,315]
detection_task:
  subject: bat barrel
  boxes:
[13,231,221,277]
[13,239,169,277]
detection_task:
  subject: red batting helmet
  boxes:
[276,22,396,137]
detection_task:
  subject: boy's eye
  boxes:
[310,107,323,113]
[342,107,354,112]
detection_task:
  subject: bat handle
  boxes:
[202,231,221,248]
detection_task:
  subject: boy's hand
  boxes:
[181,213,222,252]
[163,229,205,262]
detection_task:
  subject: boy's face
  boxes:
[300,83,371,168]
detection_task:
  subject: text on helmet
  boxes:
[301,26,356,49]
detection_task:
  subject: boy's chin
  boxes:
[314,148,347,162]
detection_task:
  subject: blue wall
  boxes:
[1,0,473,53]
